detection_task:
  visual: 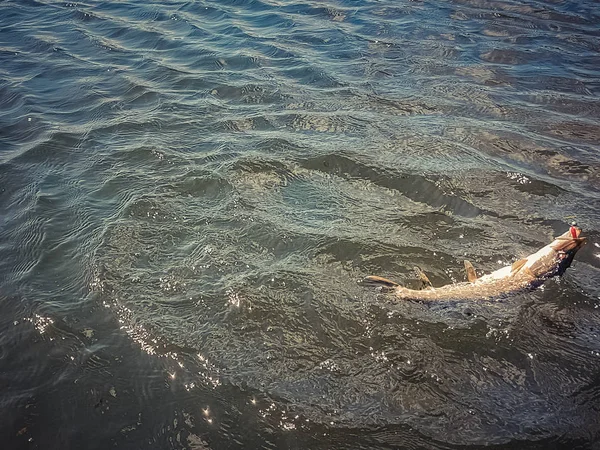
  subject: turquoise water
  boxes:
[1,0,600,448]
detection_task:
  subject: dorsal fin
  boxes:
[511,258,528,273]
[464,260,477,282]
[414,266,433,290]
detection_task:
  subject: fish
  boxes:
[364,226,586,301]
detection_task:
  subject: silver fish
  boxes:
[365,227,586,301]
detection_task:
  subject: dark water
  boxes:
[2,0,600,448]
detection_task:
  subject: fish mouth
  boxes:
[576,236,587,249]
[551,227,586,253]
[570,236,586,252]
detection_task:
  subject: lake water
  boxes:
[1,0,600,448]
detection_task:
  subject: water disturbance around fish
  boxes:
[1,0,600,448]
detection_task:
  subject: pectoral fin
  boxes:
[414,266,433,290]
[511,258,528,273]
[464,260,477,282]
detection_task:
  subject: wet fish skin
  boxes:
[366,228,586,301]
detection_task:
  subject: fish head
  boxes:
[546,226,586,277]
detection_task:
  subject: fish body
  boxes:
[366,228,586,301]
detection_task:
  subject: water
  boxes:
[1,0,600,448]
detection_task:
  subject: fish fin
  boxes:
[363,275,399,288]
[464,260,477,282]
[414,266,433,290]
[511,258,528,273]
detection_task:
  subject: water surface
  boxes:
[1,0,600,448]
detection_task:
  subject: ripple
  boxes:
[299,153,482,218]
[1,0,600,447]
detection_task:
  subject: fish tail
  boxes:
[363,275,400,288]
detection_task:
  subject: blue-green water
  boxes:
[1,0,600,448]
